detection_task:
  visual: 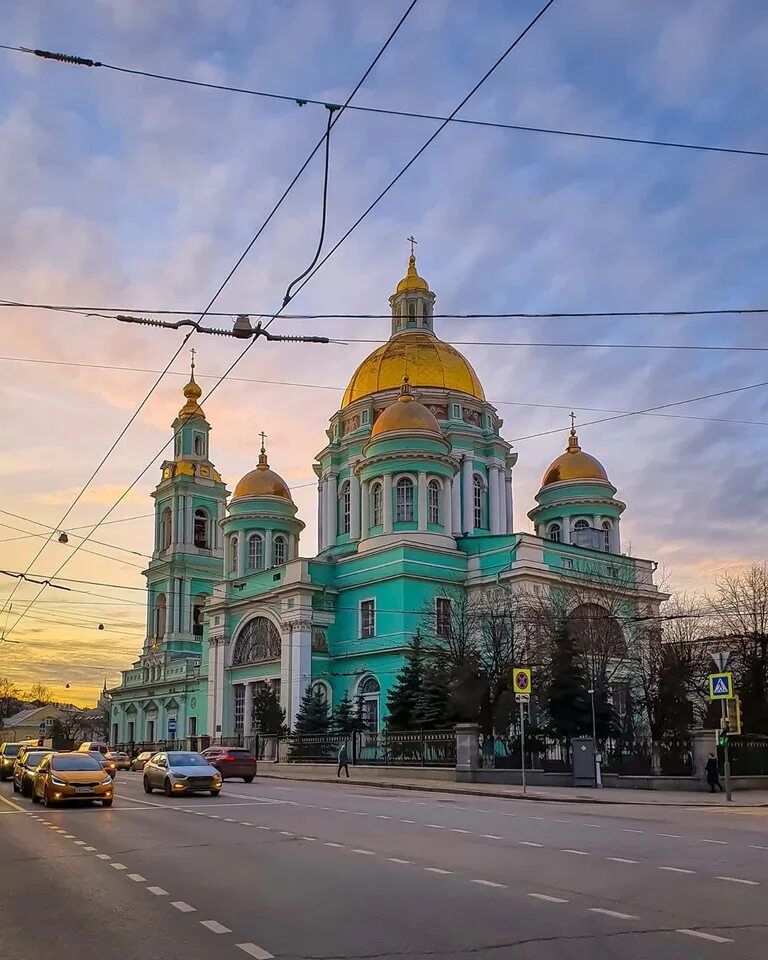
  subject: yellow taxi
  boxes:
[32,752,114,807]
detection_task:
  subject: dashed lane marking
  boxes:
[606,857,638,864]
[388,858,411,864]
[377,815,392,820]
[562,849,590,856]
[279,831,295,837]
[171,901,196,913]
[299,836,317,842]
[236,944,274,960]
[471,879,506,888]
[241,822,253,826]
[450,828,471,834]
[659,833,682,839]
[552,819,571,824]
[73,840,87,845]
[481,834,503,840]
[424,867,452,874]
[200,920,231,934]
[127,874,146,882]
[750,845,768,851]
[257,825,271,831]
[699,838,728,844]
[589,908,638,920]
[84,846,97,852]
[519,841,543,847]
[64,834,76,839]
[622,829,644,834]
[324,842,343,848]
[677,929,733,944]
[96,854,111,860]
[426,824,446,829]
[147,886,168,896]
[208,815,221,820]
[659,866,695,874]
[716,876,759,886]
[352,849,375,856]
[111,863,127,870]
[223,818,236,823]
[399,819,415,824]
[527,893,569,903]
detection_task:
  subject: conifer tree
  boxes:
[292,685,329,735]
[252,683,288,736]
[386,633,426,730]
[547,621,592,743]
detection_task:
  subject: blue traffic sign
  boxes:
[709,672,733,700]
[168,717,177,735]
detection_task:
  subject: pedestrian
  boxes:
[705,752,723,793]
[337,741,350,778]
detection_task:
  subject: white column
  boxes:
[317,480,325,549]
[265,529,274,567]
[497,467,507,534]
[461,456,473,534]
[214,643,226,736]
[174,495,183,546]
[451,475,461,535]
[178,577,185,634]
[612,520,621,554]
[383,474,393,533]
[443,478,453,534]
[243,682,254,737]
[167,580,176,639]
[288,623,312,729]
[216,500,225,550]
[350,474,361,540]
[562,515,571,544]
[504,470,514,533]
[417,471,427,531]
[327,473,337,544]
[488,464,500,534]
[360,480,370,537]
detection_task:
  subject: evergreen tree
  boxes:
[547,621,592,743]
[332,692,357,735]
[253,684,288,736]
[292,686,329,735]
[416,664,455,729]
[354,694,368,733]
[386,634,426,730]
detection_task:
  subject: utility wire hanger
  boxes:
[116,313,330,343]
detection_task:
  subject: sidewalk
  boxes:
[256,765,768,807]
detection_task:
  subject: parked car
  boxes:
[85,750,117,779]
[106,750,130,771]
[32,752,114,807]
[0,743,23,781]
[78,741,109,754]
[13,749,54,797]
[143,751,222,797]
[130,751,154,772]
[201,747,257,782]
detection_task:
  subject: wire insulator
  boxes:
[23,47,102,67]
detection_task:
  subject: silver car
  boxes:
[142,751,222,797]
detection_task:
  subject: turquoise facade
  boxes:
[110,256,664,745]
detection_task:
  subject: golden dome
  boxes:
[342,332,484,407]
[178,359,205,420]
[396,253,429,294]
[541,426,608,487]
[232,442,293,501]
[371,377,442,437]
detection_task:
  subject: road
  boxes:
[2,771,768,959]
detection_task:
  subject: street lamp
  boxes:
[588,687,602,788]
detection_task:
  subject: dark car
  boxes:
[86,750,117,779]
[13,749,54,797]
[0,743,23,781]
[201,747,257,782]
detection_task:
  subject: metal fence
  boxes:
[357,730,456,766]
[719,736,768,776]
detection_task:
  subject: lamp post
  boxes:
[588,687,602,788]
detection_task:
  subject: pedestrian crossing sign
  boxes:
[709,672,733,700]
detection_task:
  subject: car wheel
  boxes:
[243,776,254,783]
[42,789,54,808]
[102,799,113,808]
[210,790,221,797]
[143,776,153,794]
[164,778,173,797]
[31,789,40,804]
[12,780,20,793]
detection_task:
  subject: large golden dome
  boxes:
[541,428,608,487]
[371,377,442,438]
[342,332,485,407]
[232,444,293,501]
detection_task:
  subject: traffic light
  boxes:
[726,696,742,736]
[718,718,729,747]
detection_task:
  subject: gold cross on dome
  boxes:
[407,235,417,256]
[569,411,576,432]
[190,346,196,372]
[259,430,267,453]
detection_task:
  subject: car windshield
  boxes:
[3,745,21,757]
[168,752,208,766]
[24,753,48,769]
[88,751,108,760]
[52,756,102,771]
[138,752,152,759]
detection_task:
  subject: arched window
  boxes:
[548,522,561,543]
[601,520,611,552]
[473,475,486,529]
[192,593,207,636]
[154,594,167,640]
[358,675,381,731]
[247,533,264,570]
[231,616,282,665]
[339,481,351,534]
[273,535,287,566]
[371,482,383,527]
[428,479,441,525]
[193,508,210,549]
[160,507,172,551]
[396,477,414,522]
[574,519,589,532]
[230,535,239,575]
[193,433,205,456]
[407,302,417,327]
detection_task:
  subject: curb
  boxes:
[255,771,768,808]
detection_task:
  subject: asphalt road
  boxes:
[2,772,768,959]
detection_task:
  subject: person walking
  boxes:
[337,741,350,778]
[705,752,723,792]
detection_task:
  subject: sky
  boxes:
[1,0,767,707]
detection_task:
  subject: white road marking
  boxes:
[96,854,111,860]
[471,879,506,888]
[236,944,274,960]
[501,813,516,817]
[583,824,603,829]
[377,815,392,820]
[321,807,336,811]
[527,893,568,903]
[482,834,503,840]
[716,876,759,886]
[528,816,545,821]
[589,908,637,920]
[195,812,206,816]
[351,811,367,816]
[659,833,682,839]
[622,828,644,834]
[208,815,221,820]
[676,929,733,944]
[64,834,76,839]
[257,825,271,831]
[519,841,543,847]
[200,920,231,934]
[659,866,695,874]
[111,863,127,870]
[223,818,236,823]
[425,867,452,874]
[334,809,348,814]
[352,849,375,856]
[399,819,415,824]
[699,838,728,845]
[73,840,87,846]
[279,831,295,837]
[325,842,343,848]
[127,874,146,882]
[473,809,490,814]
[552,819,571,824]
[426,824,446,829]
[171,901,196,913]
[388,858,411,864]
[450,828,471,834]
[147,886,168,896]
[241,822,253,826]
[750,845,768,851]
[606,857,639,864]
[84,846,97,852]
[299,836,317,841]
[562,849,590,856]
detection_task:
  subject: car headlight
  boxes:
[51,776,67,786]
[103,775,113,784]
[172,773,187,780]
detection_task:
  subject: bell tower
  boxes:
[388,238,436,337]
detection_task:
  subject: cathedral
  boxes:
[109,253,664,745]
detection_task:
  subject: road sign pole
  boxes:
[720,699,732,802]
[519,698,527,795]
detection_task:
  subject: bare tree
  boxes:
[26,682,54,705]
[0,677,21,720]
[709,563,768,733]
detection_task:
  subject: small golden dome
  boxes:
[396,253,430,294]
[541,425,608,487]
[371,376,442,437]
[343,332,484,407]
[232,441,293,501]
[178,361,205,420]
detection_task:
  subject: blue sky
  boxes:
[1,0,768,700]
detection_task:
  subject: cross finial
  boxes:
[190,346,196,373]
[259,430,267,454]
[407,235,417,256]
[569,410,576,434]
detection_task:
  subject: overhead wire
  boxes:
[0,509,152,559]
[1,42,765,160]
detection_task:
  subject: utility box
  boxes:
[572,736,596,787]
